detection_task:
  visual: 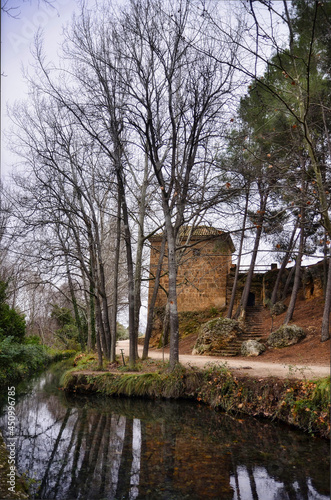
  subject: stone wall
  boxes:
[148,224,327,315]
[262,259,326,304]
[148,229,234,312]
[302,260,326,300]
[227,268,265,308]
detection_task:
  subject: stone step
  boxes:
[217,352,237,357]
[208,304,266,357]
[210,350,239,357]
[208,335,265,357]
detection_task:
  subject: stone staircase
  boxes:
[213,305,265,357]
[244,305,264,340]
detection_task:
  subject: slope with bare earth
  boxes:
[174,295,330,367]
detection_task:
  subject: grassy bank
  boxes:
[61,355,330,439]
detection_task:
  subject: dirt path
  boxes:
[116,340,330,379]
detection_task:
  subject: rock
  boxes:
[271,301,287,316]
[192,318,243,355]
[267,325,306,348]
[241,340,265,357]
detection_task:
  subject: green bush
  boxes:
[0,336,51,386]
[117,322,129,340]
[0,336,24,368]
[24,335,42,345]
[0,281,26,342]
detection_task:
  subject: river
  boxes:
[0,360,330,500]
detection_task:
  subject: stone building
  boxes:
[148,226,235,312]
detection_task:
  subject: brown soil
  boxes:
[176,295,330,366]
[73,296,329,380]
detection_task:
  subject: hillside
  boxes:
[170,295,330,366]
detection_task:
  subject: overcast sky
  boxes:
[1,0,86,181]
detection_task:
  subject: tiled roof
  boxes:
[178,225,224,237]
[150,225,224,238]
[149,225,235,252]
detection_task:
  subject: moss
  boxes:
[193,318,243,354]
[267,325,306,348]
[178,308,224,338]
[151,307,225,346]
[270,301,287,316]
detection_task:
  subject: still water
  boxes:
[0,361,330,500]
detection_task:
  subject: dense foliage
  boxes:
[0,336,49,386]
[0,335,76,387]
[0,282,26,342]
[0,282,77,386]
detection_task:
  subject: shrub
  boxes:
[117,322,129,340]
[24,335,42,345]
[0,281,26,342]
[0,336,24,368]
[0,336,51,386]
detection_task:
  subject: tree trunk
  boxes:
[284,221,304,325]
[97,259,111,360]
[284,163,306,326]
[235,193,267,320]
[88,262,96,351]
[270,221,299,305]
[95,295,107,364]
[163,209,179,369]
[281,265,295,301]
[236,223,263,320]
[64,254,85,351]
[142,232,166,359]
[110,185,122,362]
[117,173,136,368]
[133,152,149,358]
[161,300,170,348]
[227,190,249,318]
[84,293,91,352]
[321,255,331,342]
[95,323,103,368]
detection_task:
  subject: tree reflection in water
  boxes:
[0,365,329,500]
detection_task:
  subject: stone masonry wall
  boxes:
[148,236,233,312]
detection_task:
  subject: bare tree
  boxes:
[115,0,240,367]
[9,91,128,361]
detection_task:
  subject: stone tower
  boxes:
[148,226,235,312]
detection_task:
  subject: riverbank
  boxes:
[0,344,76,389]
[0,355,76,500]
[0,430,29,500]
[61,357,330,439]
